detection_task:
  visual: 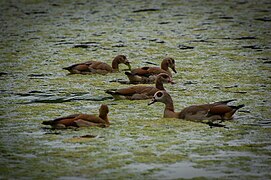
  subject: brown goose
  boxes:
[105,73,174,100]
[42,104,109,128]
[63,55,131,74]
[148,91,244,121]
[125,57,177,84]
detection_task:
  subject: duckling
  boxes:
[125,57,177,84]
[42,104,109,128]
[105,73,174,100]
[63,55,131,74]
[148,91,244,121]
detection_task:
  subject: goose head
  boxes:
[156,73,174,84]
[162,57,177,73]
[148,90,169,105]
[99,104,109,115]
[114,55,131,70]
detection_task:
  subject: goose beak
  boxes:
[126,61,131,70]
[172,67,177,73]
[168,78,175,84]
[148,98,156,105]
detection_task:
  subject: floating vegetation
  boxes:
[0,0,270,179]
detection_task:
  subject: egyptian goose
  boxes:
[125,57,177,84]
[148,91,244,121]
[42,104,109,128]
[105,73,174,100]
[63,55,131,74]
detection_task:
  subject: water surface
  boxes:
[0,0,270,179]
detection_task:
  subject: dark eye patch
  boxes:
[157,91,163,97]
[162,74,168,78]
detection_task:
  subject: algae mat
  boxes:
[0,0,270,179]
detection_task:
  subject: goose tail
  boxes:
[232,104,245,110]
[215,99,237,104]
[105,89,117,95]
[42,120,53,125]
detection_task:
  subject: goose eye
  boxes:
[156,91,163,97]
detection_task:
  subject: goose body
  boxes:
[42,104,109,128]
[125,57,177,84]
[63,55,131,74]
[148,91,244,121]
[106,73,173,100]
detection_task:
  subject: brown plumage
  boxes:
[42,104,109,128]
[105,73,174,100]
[63,55,131,74]
[125,57,177,84]
[148,91,244,121]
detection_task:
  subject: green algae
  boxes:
[1,0,271,179]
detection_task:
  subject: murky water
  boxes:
[0,0,270,179]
